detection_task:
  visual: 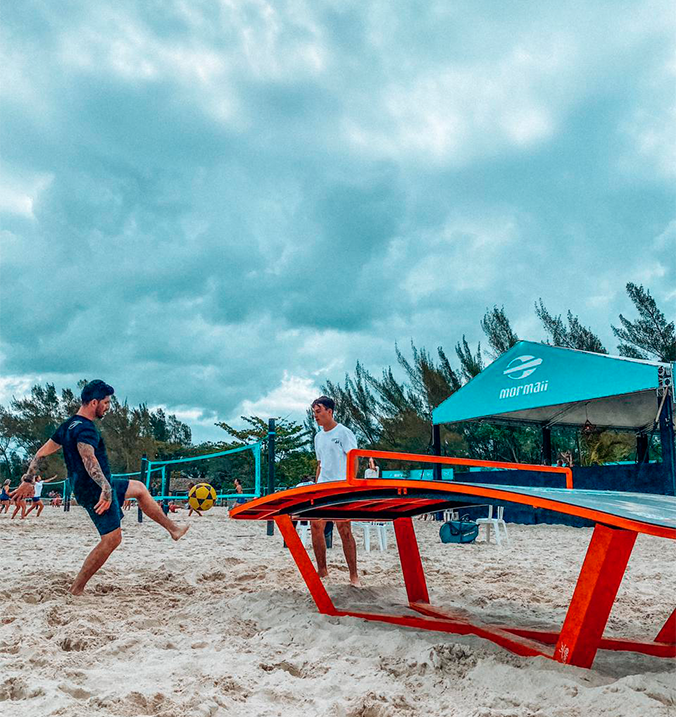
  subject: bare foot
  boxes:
[318,569,329,579]
[349,575,361,587]
[69,586,85,596]
[171,524,189,541]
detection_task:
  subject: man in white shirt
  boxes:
[311,396,360,587]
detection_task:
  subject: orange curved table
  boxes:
[230,450,676,668]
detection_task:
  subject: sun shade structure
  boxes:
[230,449,676,669]
[432,340,672,430]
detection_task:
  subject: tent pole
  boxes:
[658,388,676,496]
[432,424,441,481]
[542,426,552,465]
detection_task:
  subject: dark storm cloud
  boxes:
[1,1,674,440]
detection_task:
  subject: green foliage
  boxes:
[481,305,519,358]
[455,336,484,382]
[0,381,193,481]
[216,416,314,489]
[535,299,607,353]
[612,283,676,362]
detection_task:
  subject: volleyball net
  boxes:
[142,443,262,502]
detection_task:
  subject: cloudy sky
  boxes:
[1,1,674,443]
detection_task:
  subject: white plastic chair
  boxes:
[297,521,311,547]
[475,505,508,545]
[352,521,391,552]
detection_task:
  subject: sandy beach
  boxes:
[1,506,674,717]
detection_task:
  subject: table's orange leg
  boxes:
[655,608,676,644]
[275,515,338,616]
[393,517,430,604]
[555,524,637,668]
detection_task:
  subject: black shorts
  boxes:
[80,479,129,536]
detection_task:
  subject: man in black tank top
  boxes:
[24,379,189,595]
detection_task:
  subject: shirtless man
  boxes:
[23,379,189,595]
[9,476,34,519]
[310,396,360,587]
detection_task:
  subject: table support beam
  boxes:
[394,517,430,604]
[555,524,637,667]
[275,515,337,616]
[655,608,676,644]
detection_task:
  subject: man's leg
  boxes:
[125,480,188,541]
[336,521,360,587]
[311,519,328,577]
[70,528,122,595]
[36,499,44,517]
[11,499,24,519]
[24,501,37,518]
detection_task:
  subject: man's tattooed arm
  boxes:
[77,443,112,502]
[23,439,62,480]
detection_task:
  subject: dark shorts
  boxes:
[32,497,41,503]
[79,479,129,536]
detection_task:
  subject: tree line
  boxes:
[1,283,673,489]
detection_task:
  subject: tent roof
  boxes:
[432,341,671,431]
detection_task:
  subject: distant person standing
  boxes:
[9,476,34,519]
[23,474,59,518]
[0,480,12,513]
[187,482,202,517]
[22,379,188,595]
[233,477,246,505]
[310,396,360,587]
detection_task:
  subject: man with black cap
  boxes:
[23,379,189,595]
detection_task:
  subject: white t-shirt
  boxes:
[364,468,380,479]
[314,424,358,483]
[34,481,44,499]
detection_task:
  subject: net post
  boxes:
[138,454,147,523]
[267,419,276,536]
[254,443,261,497]
[63,477,70,512]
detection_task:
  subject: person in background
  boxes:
[233,477,247,505]
[23,474,59,518]
[9,476,34,519]
[0,480,12,513]
[364,457,380,479]
[187,482,202,517]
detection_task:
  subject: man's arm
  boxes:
[315,460,321,481]
[77,442,112,514]
[24,439,62,480]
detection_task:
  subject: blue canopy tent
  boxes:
[431,341,675,495]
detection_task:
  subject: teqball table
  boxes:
[230,450,676,668]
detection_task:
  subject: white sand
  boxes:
[1,507,674,717]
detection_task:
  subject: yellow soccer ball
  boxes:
[188,483,217,512]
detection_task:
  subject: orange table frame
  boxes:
[232,450,676,668]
